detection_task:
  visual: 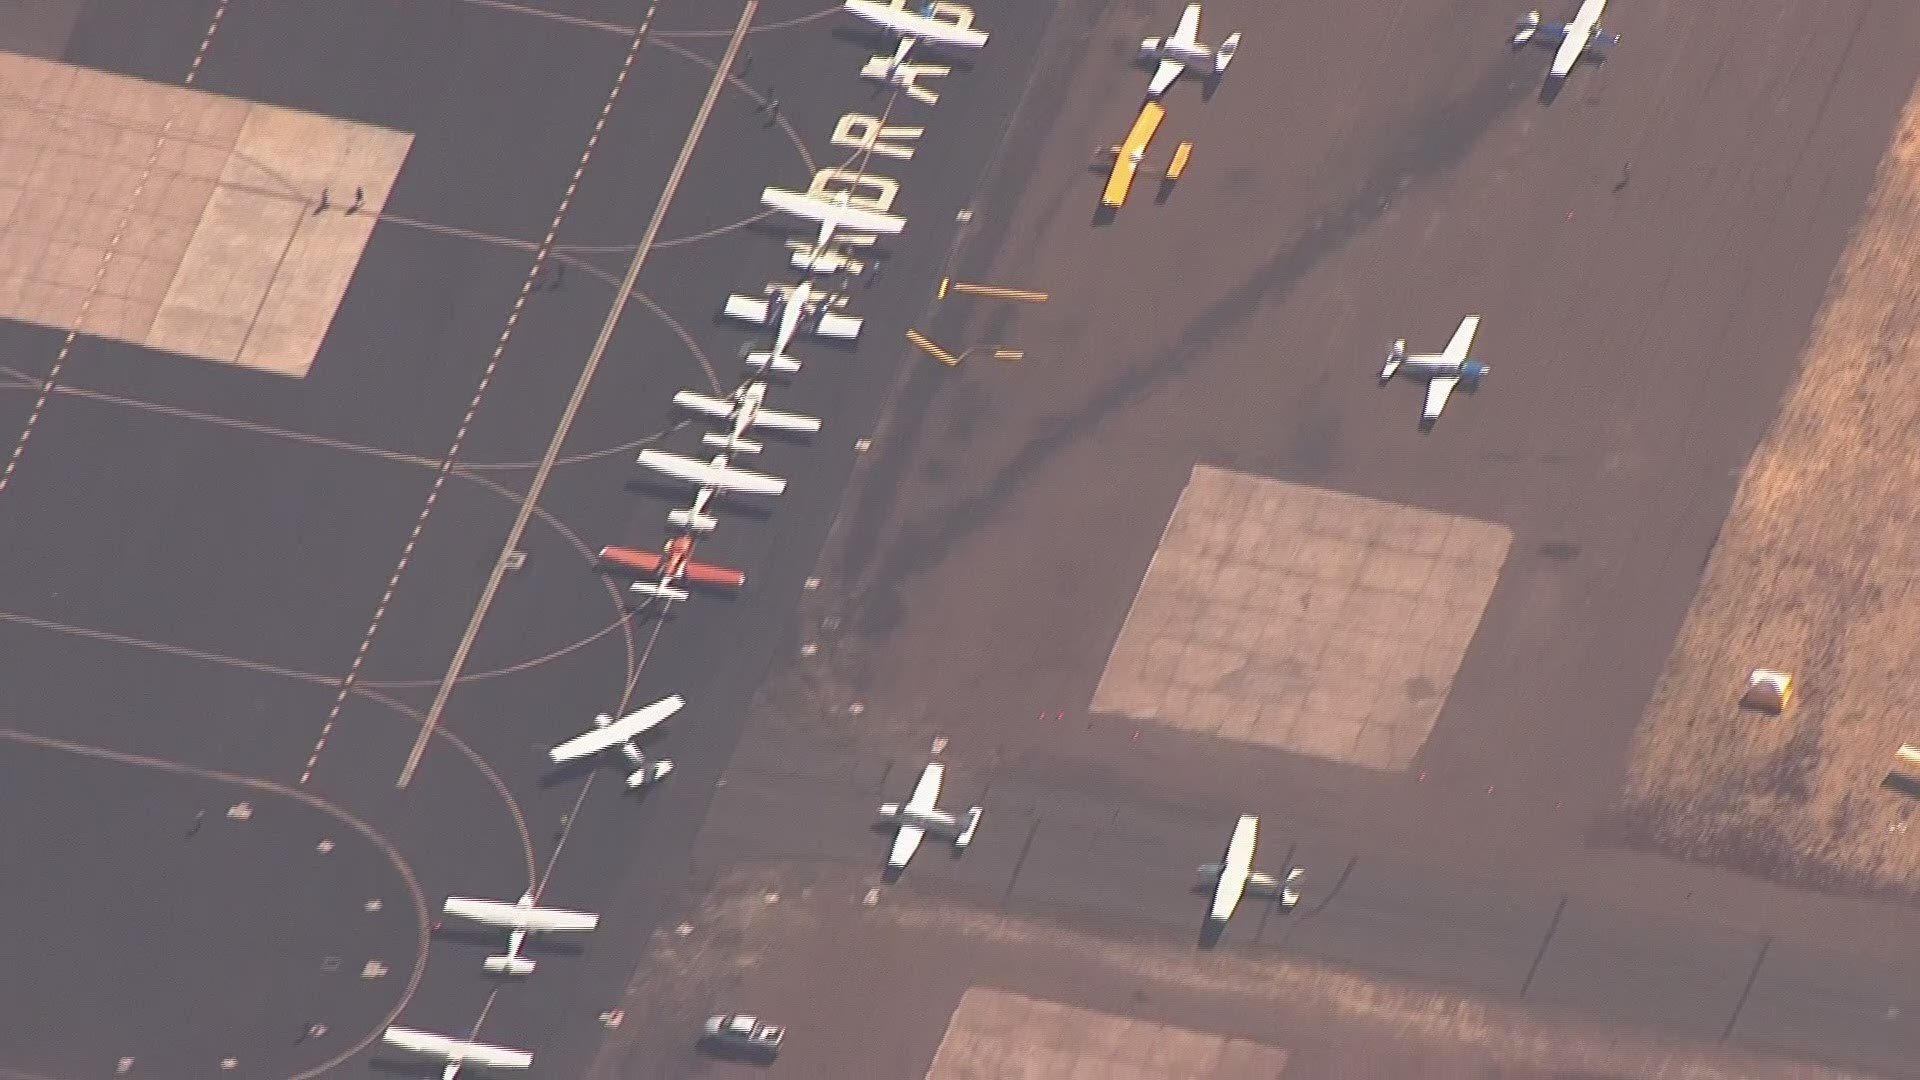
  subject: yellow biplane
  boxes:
[1095,101,1193,208]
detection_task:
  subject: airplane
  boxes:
[1379,315,1487,427]
[381,1026,532,1078]
[440,892,599,975]
[1094,101,1193,209]
[1511,0,1616,83]
[877,761,982,871]
[674,381,822,456]
[843,0,989,86]
[638,449,787,497]
[1196,814,1302,924]
[547,694,685,787]
[724,279,862,372]
[762,186,906,275]
[1139,3,1240,99]
[602,538,746,603]
[667,484,721,534]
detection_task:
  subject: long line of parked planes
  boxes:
[381,0,1619,1073]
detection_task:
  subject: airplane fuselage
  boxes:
[1161,38,1216,67]
[880,803,962,837]
[1396,354,1482,379]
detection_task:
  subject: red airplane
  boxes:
[600,538,745,602]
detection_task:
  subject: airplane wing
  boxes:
[1440,315,1480,365]
[1172,3,1202,47]
[682,559,747,588]
[549,695,686,764]
[599,546,664,574]
[907,761,944,813]
[844,0,988,48]
[1423,376,1460,421]
[1209,814,1257,921]
[638,450,787,496]
[443,897,598,933]
[888,824,926,868]
[761,187,906,236]
[383,1027,534,1070]
[815,312,863,340]
[1549,30,1586,75]
[752,405,822,433]
[1147,58,1184,98]
[723,294,772,325]
[672,390,733,419]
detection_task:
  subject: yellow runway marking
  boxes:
[907,328,960,366]
[993,349,1025,361]
[938,279,1049,303]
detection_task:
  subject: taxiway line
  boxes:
[0,0,228,504]
[398,0,760,788]
[302,2,658,789]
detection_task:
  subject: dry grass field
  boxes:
[1615,75,1920,897]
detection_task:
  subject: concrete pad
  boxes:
[0,52,412,376]
[925,989,1289,1080]
[1092,466,1511,770]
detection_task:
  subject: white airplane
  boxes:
[1380,315,1487,426]
[1196,814,1302,924]
[638,449,787,497]
[1511,0,1616,81]
[548,694,685,787]
[440,892,599,975]
[762,186,906,275]
[381,1026,532,1078]
[843,0,989,85]
[877,761,983,870]
[1140,4,1240,98]
[675,381,821,456]
[726,280,862,372]
[668,484,721,533]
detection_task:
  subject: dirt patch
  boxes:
[1612,74,1920,898]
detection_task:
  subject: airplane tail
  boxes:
[746,350,802,374]
[1380,340,1406,382]
[1195,862,1225,886]
[1215,32,1240,72]
[630,581,691,602]
[702,431,764,454]
[667,507,719,533]
[1247,867,1306,908]
[877,801,902,821]
[1511,10,1541,46]
[483,954,537,976]
[954,807,984,848]
[1138,36,1163,60]
[1461,360,1489,383]
[626,760,673,788]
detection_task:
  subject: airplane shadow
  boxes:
[1154,177,1178,205]
[1189,881,1226,948]
[1090,203,1118,227]
[1196,918,1226,949]
[1538,72,1567,105]
[1882,773,1920,798]
[427,925,500,948]
[368,1059,446,1080]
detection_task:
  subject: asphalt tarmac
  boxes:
[11,0,1920,1077]
[0,0,1045,1076]
[602,0,1920,1075]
